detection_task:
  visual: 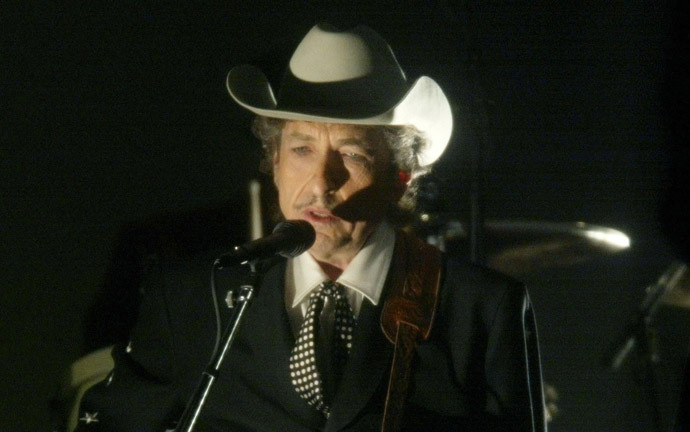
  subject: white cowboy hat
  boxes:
[226,23,453,167]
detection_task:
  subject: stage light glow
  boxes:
[583,227,631,249]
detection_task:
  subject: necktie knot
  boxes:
[312,280,342,299]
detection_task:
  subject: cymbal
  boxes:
[416,216,631,276]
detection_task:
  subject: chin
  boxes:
[309,235,349,260]
[310,237,335,256]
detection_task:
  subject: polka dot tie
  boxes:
[289,281,356,416]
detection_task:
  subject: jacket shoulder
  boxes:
[439,255,527,325]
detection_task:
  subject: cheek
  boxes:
[348,170,372,189]
[364,164,390,190]
[273,164,303,213]
[275,166,298,195]
[347,161,379,185]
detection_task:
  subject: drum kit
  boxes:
[412,210,690,427]
[412,211,689,308]
[414,214,631,275]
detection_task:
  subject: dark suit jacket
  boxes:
[77,247,545,432]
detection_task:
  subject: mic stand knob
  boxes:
[225,289,238,309]
[175,263,261,432]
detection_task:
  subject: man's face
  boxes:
[273,121,397,269]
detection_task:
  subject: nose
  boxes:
[311,150,348,196]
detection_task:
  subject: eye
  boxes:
[343,151,364,160]
[342,150,371,165]
[290,146,312,156]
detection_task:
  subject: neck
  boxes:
[315,259,344,281]
[309,220,386,281]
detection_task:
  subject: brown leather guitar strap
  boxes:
[379,230,442,432]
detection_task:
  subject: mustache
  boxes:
[293,192,376,223]
[294,194,340,212]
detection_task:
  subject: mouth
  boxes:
[304,208,338,224]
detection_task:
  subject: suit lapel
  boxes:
[326,297,393,431]
[217,258,394,430]
[218,259,325,427]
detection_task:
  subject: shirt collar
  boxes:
[290,221,396,308]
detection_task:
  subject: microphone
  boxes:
[215,220,316,268]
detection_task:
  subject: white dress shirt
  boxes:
[284,221,396,337]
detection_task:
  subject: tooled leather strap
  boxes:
[380,230,442,432]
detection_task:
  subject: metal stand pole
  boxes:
[604,262,688,432]
[639,324,663,432]
[174,263,260,432]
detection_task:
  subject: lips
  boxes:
[304,207,338,224]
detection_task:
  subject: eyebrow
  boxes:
[287,132,315,142]
[286,132,377,154]
[337,137,376,154]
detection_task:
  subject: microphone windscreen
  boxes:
[273,220,316,258]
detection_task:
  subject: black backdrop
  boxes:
[2,1,688,431]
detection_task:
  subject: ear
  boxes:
[271,141,282,186]
[272,153,280,188]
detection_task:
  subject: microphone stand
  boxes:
[174,260,263,432]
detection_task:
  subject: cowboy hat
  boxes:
[226,23,453,167]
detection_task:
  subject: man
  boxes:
[76,24,545,431]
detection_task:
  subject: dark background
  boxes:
[2,1,688,431]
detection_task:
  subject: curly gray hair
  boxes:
[252,116,430,224]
